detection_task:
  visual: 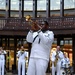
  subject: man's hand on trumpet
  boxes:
[30,21,42,32]
[30,21,37,31]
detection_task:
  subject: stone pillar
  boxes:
[46,0,50,18]
[22,0,24,18]
[60,0,64,17]
[72,35,75,73]
[5,0,10,18]
[33,0,37,18]
[19,0,22,18]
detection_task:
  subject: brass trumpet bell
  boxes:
[26,15,31,21]
[25,15,35,26]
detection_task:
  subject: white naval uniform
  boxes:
[61,58,66,75]
[64,57,70,68]
[61,57,70,75]
[0,50,7,75]
[51,51,56,75]
[26,30,54,75]
[17,50,27,75]
[56,51,64,75]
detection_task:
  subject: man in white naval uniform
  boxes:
[61,56,66,75]
[51,51,57,75]
[26,21,54,75]
[55,46,64,75]
[0,47,7,75]
[17,46,27,75]
[61,53,70,75]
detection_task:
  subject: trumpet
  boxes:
[26,15,32,22]
[20,49,25,55]
[25,15,35,26]
[25,15,42,30]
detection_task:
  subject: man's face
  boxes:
[57,46,60,51]
[41,22,48,30]
[40,21,44,27]
[21,46,24,50]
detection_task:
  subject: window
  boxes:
[0,0,6,9]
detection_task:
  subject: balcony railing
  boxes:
[0,16,75,31]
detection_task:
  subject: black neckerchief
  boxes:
[42,30,48,33]
[33,35,41,44]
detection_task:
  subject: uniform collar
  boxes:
[42,30,49,33]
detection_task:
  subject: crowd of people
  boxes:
[0,20,71,75]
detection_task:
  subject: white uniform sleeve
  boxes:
[4,50,7,54]
[59,51,64,59]
[38,31,54,44]
[1,50,7,55]
[16,51,21,57]
[24,52,27,57]
[26,31,33,43]
[51,51,56,62]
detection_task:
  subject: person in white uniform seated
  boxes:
[61,56,66,75]
[61,53,70,75]
[64,53,70,69]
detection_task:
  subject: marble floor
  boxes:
[5,72,51,75]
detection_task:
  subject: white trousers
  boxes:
[0,60,5,75]
[56,61,61,75]
[18,59,25,75]
[52,64,56,75]
[27,58,48,75]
